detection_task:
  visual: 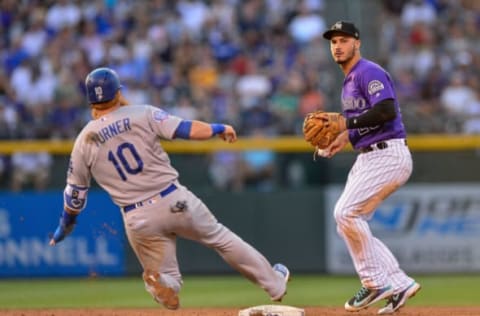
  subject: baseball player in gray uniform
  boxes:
[320,22,421,314]
[49,67,289,310]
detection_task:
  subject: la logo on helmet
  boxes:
[95,86,103,100]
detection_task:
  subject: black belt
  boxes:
[359,139,407,153]
[123,183,177,213]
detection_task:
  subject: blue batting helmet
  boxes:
[85,67,121,104]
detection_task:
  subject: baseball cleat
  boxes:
[345,285,393,312]
[377,281,421,314]
[143,272,180,310]
[272,263,290,302]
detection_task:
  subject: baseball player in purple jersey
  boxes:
[49,67,289,309]
[320,21,421,314]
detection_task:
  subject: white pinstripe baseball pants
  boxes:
[334,138,414,292]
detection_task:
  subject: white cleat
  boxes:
[272,263,290,302]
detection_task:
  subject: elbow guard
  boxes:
[64,184,88,212]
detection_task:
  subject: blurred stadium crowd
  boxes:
[0,0,478,190]
[381,0,479,134]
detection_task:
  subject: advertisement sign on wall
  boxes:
[326,184,480,274]
[0,191,125,277]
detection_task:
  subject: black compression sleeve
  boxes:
[346,98,396,129]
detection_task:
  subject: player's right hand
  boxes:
[219,125,237,143]
[323,130,349,158]
[49,224,69,246]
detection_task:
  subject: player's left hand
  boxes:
[303,111,346,149]
[219,125,237,143]
[49,210,78,246]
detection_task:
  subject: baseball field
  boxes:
[0,274,479,316]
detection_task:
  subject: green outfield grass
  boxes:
[0,274,478,309]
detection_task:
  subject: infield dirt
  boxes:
[1,307,479,316]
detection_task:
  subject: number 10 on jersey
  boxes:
[108,142,144,181]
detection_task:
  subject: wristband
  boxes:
[64,184,88,212]
[211,124,225,135]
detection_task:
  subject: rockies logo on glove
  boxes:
[302,111,346,150]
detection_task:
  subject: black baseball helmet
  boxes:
[85,67,122,104]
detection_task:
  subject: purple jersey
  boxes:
[341,58,406,149]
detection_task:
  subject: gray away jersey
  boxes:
[67,105,182,206]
